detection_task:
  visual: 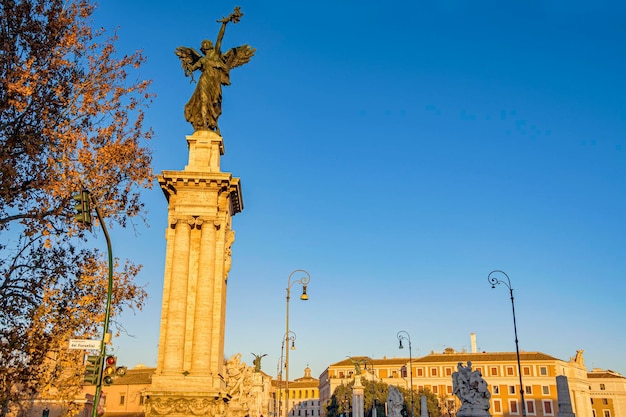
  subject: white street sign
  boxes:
[68,339,101,350]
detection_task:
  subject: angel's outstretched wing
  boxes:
[223,45,256,70]
[175,46,202,79]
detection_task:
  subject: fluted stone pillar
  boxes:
[146,130,243,417]
[352,377,364,417]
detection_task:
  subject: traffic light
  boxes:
[103,355,117,385]
[72,189,92,225]
[84,355,103,385]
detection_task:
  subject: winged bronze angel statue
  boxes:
[175,7,255,133]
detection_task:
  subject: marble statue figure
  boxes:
[386,386,404,417]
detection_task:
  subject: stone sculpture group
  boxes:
[452,362,491,417]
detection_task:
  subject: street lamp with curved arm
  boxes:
[488,270,526,417]
[397,331,414,417]
[284,270,310,417]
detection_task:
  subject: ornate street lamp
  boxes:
[397,331,414,417]
[284,270,310,417]
[488,270,526,417]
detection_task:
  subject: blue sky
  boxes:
[92,1,626,379]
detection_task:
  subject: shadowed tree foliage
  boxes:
[0,0,153,416]
[325,379,440,417]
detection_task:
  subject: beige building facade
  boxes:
[271,367,320,417]
[588,369,626,417]
[318,349,626,417]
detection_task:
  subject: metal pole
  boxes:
[284,270,310,417]
[488,270,526,417]
[397,331,414,417]
[91,202,114,417]
[285,283,290,417]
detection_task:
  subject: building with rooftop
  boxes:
[318,349,626,417]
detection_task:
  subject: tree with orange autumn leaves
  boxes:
[0,0,153,416]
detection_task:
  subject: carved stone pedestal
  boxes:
[146,394,229,417]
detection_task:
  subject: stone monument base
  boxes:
[457,409,491,417]
[145,392,230,417]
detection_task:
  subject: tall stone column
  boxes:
[352,377,364,417]
[146,130,243,417]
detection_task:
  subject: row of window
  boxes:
[591,398,610,405]
[275,390,318,399]
[276,400,320,408]
[492,399,554,416]
[412,384,551,396]
[117,393,145,406]
[335,365,551,379]
[492,385,551,396]
[277,401,320,416]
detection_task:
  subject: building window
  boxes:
[119,394,125,406]
[493,400,502,414]
[506,367,514,376]
[525,386,532,395]
[523,366,531,376]
[542,386,550,395]
[526,400,535,415]
[542,400,553,416]
[491,367,498,376]
[447,385,453,394]
[600,384,606,390]
[445,367,452,376]
[539,367,547,376]
[139,395,144,405]
[431,367,438,376]
[602,399,608,405]
[417,368,423,377]
[492,385,500,395]
[592,411,596,417]
[432,386,438,394]
[604,411,611,417]
[509,386,516,394]
[509,400,519,415]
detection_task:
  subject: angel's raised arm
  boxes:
[214,20,227,54]
[215,7,244,54]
